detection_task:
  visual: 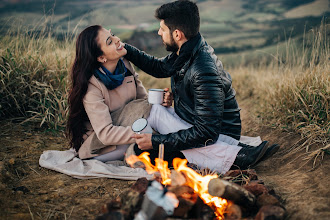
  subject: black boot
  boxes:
[232,141,269,170]
[258,144,280,163]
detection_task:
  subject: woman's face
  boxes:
[97,28,127,63]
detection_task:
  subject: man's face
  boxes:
[158,20,179,52]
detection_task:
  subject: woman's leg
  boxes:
[93,144,129,162]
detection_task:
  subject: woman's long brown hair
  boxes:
[67,25,103,152]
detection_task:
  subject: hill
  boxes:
[0,0,329,57]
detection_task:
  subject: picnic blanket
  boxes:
[39,135,262,180]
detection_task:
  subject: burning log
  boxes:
[168,185,198,217]
[208,178,256,207]
[170,170,186,187]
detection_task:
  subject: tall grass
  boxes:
[0,26,74,129]
[230,21,329,162]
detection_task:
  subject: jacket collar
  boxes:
[191,33,205,57]
[166,33,207,78]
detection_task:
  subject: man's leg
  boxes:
[148,105,239,145]
[147,105,241,173]
[147,105,192,134]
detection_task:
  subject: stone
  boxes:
[255,205,286,220]
[243,182,269,196]
[257,193,281,208]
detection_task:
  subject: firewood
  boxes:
[223,169,258,185]
[135,195,168,220]
[117,188,144,219]
[130,177,149,194]
[168,185,198,217]
[208,178,256,207]
[170,170,186,187]
[254,205,286,220]
[224,203,242,220]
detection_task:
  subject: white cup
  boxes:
[131,118,153,134]
[148,89,164,105]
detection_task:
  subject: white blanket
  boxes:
[39,148,153,180]
[39,136,261,180]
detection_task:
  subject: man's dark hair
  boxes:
[155,0,200,39]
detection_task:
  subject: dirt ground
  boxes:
[0,102,329,220]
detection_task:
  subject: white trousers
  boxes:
[147,104,242,174]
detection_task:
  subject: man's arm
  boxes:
[151,71,225,152]
[124,43,173,78]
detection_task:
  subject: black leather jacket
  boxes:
[124,36,241,152]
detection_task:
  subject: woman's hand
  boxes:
[162,88,173,107]
[131,133,153,150]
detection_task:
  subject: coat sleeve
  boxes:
[83,83,136,146]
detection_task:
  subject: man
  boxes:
[125,0,278,172]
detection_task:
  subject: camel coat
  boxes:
[78,59,148,159]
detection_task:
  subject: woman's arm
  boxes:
[83,82,136,146]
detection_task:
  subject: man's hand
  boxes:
[131,133,153,150]
[162,88,173,107]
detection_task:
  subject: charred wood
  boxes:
[208,178,256,207]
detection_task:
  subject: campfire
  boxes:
[96,151,287,220]
[126,152,229,219]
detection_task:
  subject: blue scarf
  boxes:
[94,59,127,90]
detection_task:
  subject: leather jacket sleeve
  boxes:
[151,69,225,152]
[124,43,173,78]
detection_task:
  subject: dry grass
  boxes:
[0,21,328,163]
[0,25,74,129]
[230,21,329,161]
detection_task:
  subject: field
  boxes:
[0,0,329,219]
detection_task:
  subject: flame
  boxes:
[126,153,228,219]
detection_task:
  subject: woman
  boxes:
[67,25,156,162]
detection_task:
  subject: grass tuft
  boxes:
[230,21,329,161]
[0,24,74,129]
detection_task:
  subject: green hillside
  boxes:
[0,0,329,58]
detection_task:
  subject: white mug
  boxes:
[148,89,164,105]
[131,118,153,134]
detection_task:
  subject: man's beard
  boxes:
[164,36,179,52]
